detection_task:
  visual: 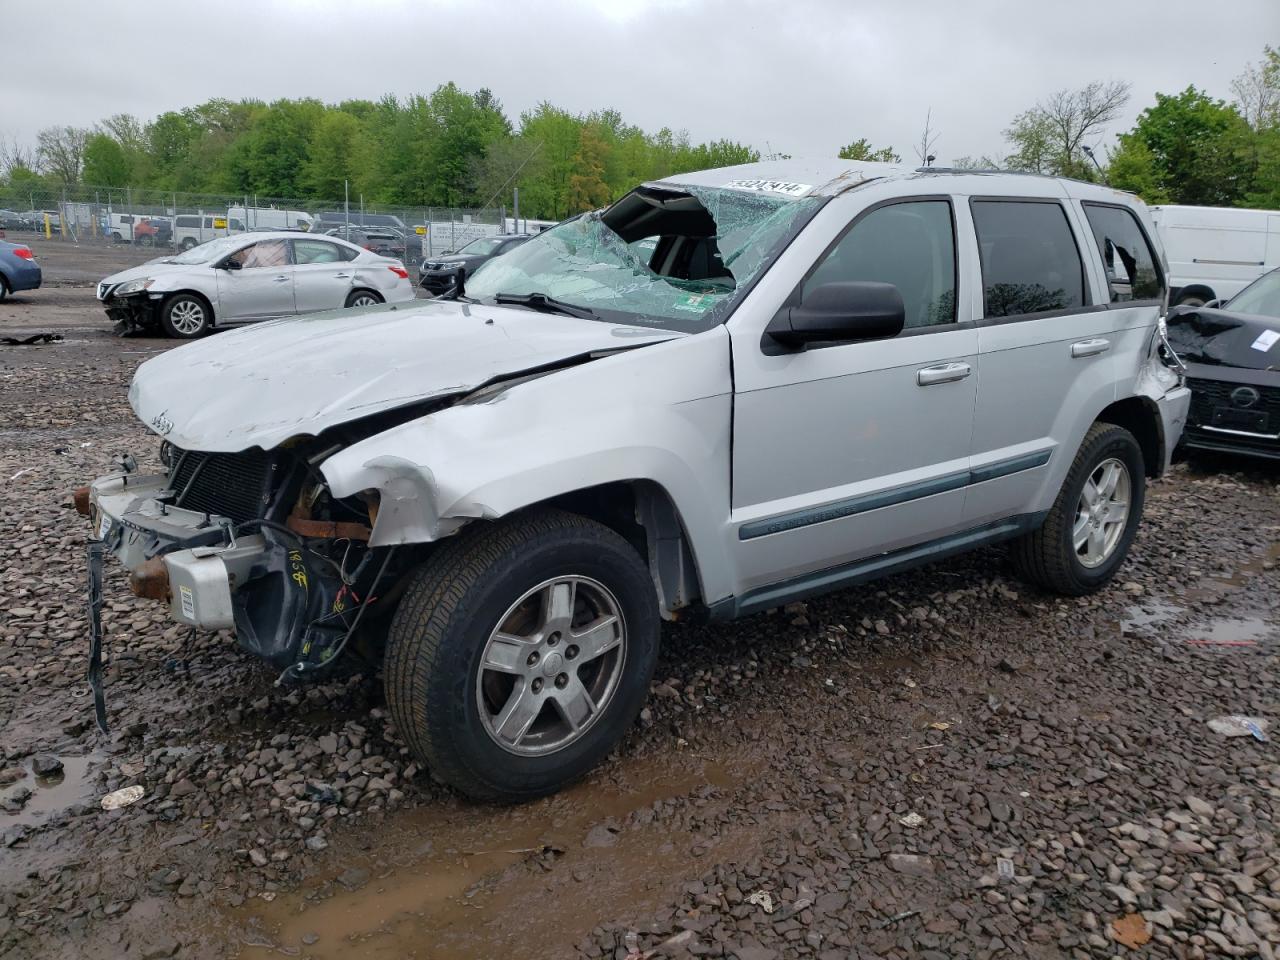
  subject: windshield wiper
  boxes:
[494,292,597,320]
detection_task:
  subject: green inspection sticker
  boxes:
[673,293,713,312]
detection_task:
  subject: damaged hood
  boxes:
[129,299,683,452]
[1166,307,1280,372]
[103,260,202,285]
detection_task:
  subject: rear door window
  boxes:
[972,200,1086,318]
[292,239,343,264]
[1081,203,1164,302]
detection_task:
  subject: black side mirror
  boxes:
[219,258,242,271]
[766,281,906,348]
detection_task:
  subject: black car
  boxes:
[1166,267,1280,460]
[323,226,407,260]
[419,234,531,296]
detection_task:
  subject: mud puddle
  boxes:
[226,753,759,959]
[1184,615,1272,646]
[0,753,102,830]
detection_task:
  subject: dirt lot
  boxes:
[1,252,1278,960]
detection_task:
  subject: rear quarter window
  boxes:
[972,200,1086,318]
[1082,203,1164,303]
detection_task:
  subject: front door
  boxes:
[215,238,295,322]
[730,197,977,596]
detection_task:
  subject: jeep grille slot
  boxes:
[169,446,275,525]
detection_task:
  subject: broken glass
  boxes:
[465,187,821,332]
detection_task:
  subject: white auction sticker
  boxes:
[97,512,111,540]
[179,585,195,620]
[1250,329,1279,352]
[722,179,812,197]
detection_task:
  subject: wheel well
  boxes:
[164,290,216,326]
[543,480,703,619]
[1174,284,1215,304]
[1096,397,1163,477]
[348,287,383,304]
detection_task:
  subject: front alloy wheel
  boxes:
[384,509,660,801]
[1073,457,1130,568]
[477,576,626,756]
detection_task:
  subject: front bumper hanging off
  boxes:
[81,471,268,630]
[101,292,165,334]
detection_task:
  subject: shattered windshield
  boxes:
[464,185,822,332]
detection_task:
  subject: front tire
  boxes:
[385,509,660,801]
[160,294,211,339]
[1010,422,1145,595]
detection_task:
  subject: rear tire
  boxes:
[181,238,197,251]
[1010,422,1145,596]
[345,289,383,308]
[160,293,211,339]
[0,276,9,302]
[384,509,660,802]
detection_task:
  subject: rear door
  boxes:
[730,193,979,596]
[214,239,296,321]
[291,238,357,312]
[963,192,1116,527]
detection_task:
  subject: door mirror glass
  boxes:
[219,258,242,271]
[767,281,905,347]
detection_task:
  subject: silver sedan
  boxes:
[96,232,416,338]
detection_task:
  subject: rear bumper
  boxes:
[3,261,41,292]
[87,472,266,629]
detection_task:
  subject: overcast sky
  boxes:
[7,0,1277,163]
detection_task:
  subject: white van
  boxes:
[107,213,146,243]
[228,206,315,232]
[173,214,247,250]
[1150,204,1280,306]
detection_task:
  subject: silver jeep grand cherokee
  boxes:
[79,159,1190,800]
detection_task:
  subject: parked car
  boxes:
[0,209,32,230]
[1150,204,1280,307]
[78,160,1188,800]
[314,211,410,235]
[95,231,413,338]
[134,217,172,248]
[1165,267,1280,459]
[107,213,148,243]
[174,214,247,250]
[0,240,41,300]
[419,233,531,295]
[322,226,407,260]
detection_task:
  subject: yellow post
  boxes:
[44,214,51,239]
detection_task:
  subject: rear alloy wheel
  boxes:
[0,277,9,302]
[345,290,382,308]
[1010,422,1145,595]
[161,294,210,339]
[384,509,660,801]
[181,238,197,251]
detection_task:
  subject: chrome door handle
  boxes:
[334,273,351,279]
[272,275,290,283]
[1071,338,1110,358]
[916,361,972,386]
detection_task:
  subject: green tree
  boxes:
[1122,87,1253,205]
[303,110,362,199]
[36,126,88,185]
[1106,134,1170,204]
[567,126,612,212]
[1004,81,1130,179]
[82,133,131,186]
[837,138,901,163]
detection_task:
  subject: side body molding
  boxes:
[320,328,737,604]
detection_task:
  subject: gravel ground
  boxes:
[1,278,1277,960]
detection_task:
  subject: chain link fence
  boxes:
[0,184,517,261]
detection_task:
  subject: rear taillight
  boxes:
[11,247,34,260]
[388,265,409,279]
